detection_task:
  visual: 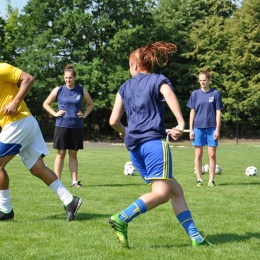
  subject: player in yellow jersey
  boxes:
[0,63,82,221]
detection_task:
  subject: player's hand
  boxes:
[55,110,66,117]
[119,133,125,139]
[168,127,183,140]
[189,130,194,140]
[2,101,19,116]
[77,110,84,118]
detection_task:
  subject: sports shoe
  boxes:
[196,180,203,187]
[191,237,213,247]
[72,181,84,188]
[0,209,14,221]
[109,213,129,248]
[208,181,216,187]
[65,196,82,221]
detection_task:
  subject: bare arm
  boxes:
[189,109,196,140]
[160,83,185,140]
[43,87,65,117]
[109,92,125,138]
[214,110,221,140]
[2,71,34,116]
[77,89,95,119]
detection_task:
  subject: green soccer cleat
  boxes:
[109,213,129,248]
[196,180,203,187]
[207,181,216,187]
[191,237,213,247]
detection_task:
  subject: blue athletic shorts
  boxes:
[192,127,218,147]
[130,139,172,185]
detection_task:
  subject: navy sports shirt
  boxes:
[119,73,173,150]
[55,85,84,128]
[187,88,223,128]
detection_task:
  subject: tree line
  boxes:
[1,0,259,140]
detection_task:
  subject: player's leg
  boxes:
[170,177,212,246]
[54,149,66,179]
[0,155,16,220]
[29,156,82,221]
[19,116,82,221]
[53,126,69,179]
[192,128,206,186]
[69,128,84,187]
[109,139,171,247]
[208,146,217,186]
[207,127,218,186]
[68,149,82,187]
[194,146,203,185]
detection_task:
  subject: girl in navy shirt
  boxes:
[187,68,223,187]
[109,42,212,248]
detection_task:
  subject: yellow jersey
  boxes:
[0,63,31,129]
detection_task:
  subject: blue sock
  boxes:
[177,210,203,242]
[119,198,147,223]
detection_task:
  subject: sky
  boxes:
[0,0,243,18]
[0,0,28,18]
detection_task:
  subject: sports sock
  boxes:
[119,198,147,223]
[0,189,12,213]
[177,210,202,242]
[49,179,73,206]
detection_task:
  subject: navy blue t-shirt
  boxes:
[187,88,223,128]
[119,73,173,150]
[55,85,84,128]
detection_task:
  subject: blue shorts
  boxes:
[130,139,172,185]
[192,127,218,147]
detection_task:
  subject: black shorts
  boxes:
[53,126,83,150]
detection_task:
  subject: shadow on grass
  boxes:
[150,232,260,248]
[35,212,109,221]
[207,232,260,244]
[87,183,143,187]
[218,182,260,186]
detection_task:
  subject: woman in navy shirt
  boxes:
[187,68,223,187]
[109,42,212,248]
[43,64,94,187]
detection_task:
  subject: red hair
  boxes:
[130,41,177,72]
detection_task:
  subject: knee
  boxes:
[171,184,184,198]
[57,150,66,159]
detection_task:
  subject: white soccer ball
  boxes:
[44,162,48,167]
[204,164,209,173]
[245,166,258,177]
[194,166,205,175]
[215,165,222,175]
[124,162,136,176]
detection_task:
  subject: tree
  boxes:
[6,0,155,138]
[223,0,260,136]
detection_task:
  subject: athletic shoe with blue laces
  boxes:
[191,237,213,247]
[109,213,129,248]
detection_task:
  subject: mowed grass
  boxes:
[1,139,260,260]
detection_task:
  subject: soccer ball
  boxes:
[215,165,222,175]
[124,162,136,176]
[44,162,48,167]
[194,166,205,174]
[245,166,258,177]
[204,164,209,173]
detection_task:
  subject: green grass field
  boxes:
[1,139,260,260]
